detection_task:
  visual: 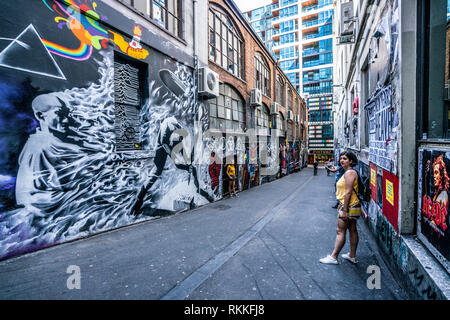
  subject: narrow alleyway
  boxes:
[0,167,410,300]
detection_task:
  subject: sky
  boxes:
[232,0,272,13]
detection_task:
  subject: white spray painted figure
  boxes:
[15,92,85,221]
[130,69,214,215]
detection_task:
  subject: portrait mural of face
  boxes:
[420,149,450,264]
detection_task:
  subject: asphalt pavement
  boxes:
[0,167,411,300]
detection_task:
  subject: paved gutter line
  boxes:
[161,174,314,300]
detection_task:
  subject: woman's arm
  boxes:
[343,170,358,218]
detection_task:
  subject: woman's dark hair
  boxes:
[339,151,358,167]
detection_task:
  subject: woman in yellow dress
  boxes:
[320,151,361,264]
[227,162,238,197]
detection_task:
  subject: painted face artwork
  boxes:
[32,94,71,134]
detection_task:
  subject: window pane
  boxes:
[218,95,224,106]
[222,54,227,68]
[209,45,215,60]
[152,1,165,26]
[218,106,225,118]
[134,0,150,15]
[210,104,217,117]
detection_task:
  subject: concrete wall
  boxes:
[334,0,449,299]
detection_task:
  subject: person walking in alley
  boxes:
[326,158,333,176]
[320,151,361,265]
[227,161,238,197]
[313,160,319,176]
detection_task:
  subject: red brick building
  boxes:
[201,0,307,185]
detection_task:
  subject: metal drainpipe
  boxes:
[192,0,200,192]
[193,0,198,118]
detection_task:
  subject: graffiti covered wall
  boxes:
[0,0,216,260]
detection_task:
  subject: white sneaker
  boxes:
[341,253,358,264]
[319,255,338,265]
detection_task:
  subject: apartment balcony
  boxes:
[302,16,332,30]
[272,0,279,4]
[301,0,332,16]
[277,53,300,61]
[272,6,279,16]
[302,62,333,71]
[302,78,333,86]
[272,38,299,47]
[272,25,298,37]
[302,29,332,42]
[302,48,331,58]
[302,4,318,14]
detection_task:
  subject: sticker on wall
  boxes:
[109,25,149,60]
[371,167,376,187]
[0,24,66,80]
[385,178,394,206]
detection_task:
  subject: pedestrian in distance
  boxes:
[326,158,333,176]
[320,151,361,265]
[313,160,319,176]
[227,161,238,198]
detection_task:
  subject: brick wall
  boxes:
[208,0,303,135]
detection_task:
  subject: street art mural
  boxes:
[110,25,149,60]
[0,0,218,260]
[41,0,109,61]
[418,147,450,272]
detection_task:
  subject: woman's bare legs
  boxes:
[348,219,359,258]
[331,218,349,260]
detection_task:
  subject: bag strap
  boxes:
[350,169,360,199]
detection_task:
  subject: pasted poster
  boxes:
[364,85,398,174]
[382,170,399,232]
[358,162,370,218]
[418,147,450,272]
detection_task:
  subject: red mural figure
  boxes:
[209,152,220,196]
[423,155,449,233]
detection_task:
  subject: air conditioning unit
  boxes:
[198,67,219,98]
[270,102,280,114]
[445,83,450,101]
[295,115,300,123]
[250,88,262,106]
[287,110,294,122]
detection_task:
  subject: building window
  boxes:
[209,6,243,79]
[288,89,293,111]
[124,0,183,38]
[255,52,271,96]
[276,76,285,106]
[322,124,333,138]
[279,114,285,131]
[208,84,245,131]
[114,52,147,151]
[256,105,270,128]
[308,111,321,122]
[419,0,450,139]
